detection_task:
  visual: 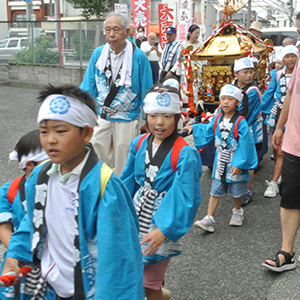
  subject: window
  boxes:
[7,40,19,48]
[20,39,28,47]
[0,40,8,48]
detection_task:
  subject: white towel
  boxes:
[95,40,133,88]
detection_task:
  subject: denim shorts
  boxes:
[210,179,247,198]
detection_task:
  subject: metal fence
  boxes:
[0,19,107,68]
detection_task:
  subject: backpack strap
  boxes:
[213,112,223,134]
[100,163,113,198]
[246,86,262,102]
[233,116,245,140]
[170,137,188,172]
[137,133,150,151]
[7,176,23,204]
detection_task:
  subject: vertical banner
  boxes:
[176,0,193,43]
[132,0,149,37]
[158,4,175,50]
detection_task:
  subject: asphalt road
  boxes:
[0,85,299,300]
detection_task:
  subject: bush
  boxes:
[12,35,60,65]
[72,33,93,60]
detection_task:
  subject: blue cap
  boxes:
[166,26,176,34]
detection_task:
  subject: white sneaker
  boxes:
[277,175,282,185]
[162,288,171,300]
[264,180,279,198]
[194,216,215,233]
[229,208,244,226]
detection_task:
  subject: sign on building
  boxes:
[158,4,174,50]
[132,0,149,37]
[114,4,128,16]
[177,0,193,43]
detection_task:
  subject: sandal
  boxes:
[262,250,296,272]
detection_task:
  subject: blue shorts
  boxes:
[210,179,247,198]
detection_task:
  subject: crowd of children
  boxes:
[0,47,297,299]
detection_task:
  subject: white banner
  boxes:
[176,0,193,43]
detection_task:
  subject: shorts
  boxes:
[143,259,171,290]
[280,152,300,209]
[210,179,247,198]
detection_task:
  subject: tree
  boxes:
[67,0,114,47]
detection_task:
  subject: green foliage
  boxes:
[12,36,60,65]
[66,0,114,19]
[72,34,93,60]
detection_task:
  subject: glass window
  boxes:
[0,40,8,48]
[20,39,28,47]
[7,40,19,48]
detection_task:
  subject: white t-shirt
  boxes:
[140,41,160,62]
[41,150,90,297]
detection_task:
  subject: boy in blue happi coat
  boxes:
[1,85,144,300]
[185,84,257,232]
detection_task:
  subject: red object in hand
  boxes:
[0,265,32,287]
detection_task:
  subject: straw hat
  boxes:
[249,21,262,33]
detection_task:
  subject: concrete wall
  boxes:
[0,64,86,88]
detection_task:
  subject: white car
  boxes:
[0,37,28,61]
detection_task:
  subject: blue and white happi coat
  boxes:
[80,45,153,122]
[120,134,202,265]
[6,145,144,300]
[192,112,258,183]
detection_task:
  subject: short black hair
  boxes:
[297,12,300,20]
[37,84,97,116]
[137,26,145,32]
[15,130,43,163]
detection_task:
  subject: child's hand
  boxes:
[1,257,23,286]
[231,167,240,175]
[140,228,166,256]
[182,125,193,134]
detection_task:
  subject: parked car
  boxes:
[0,37,28,61]
[261,27,298,60]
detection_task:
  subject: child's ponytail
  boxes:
[238,91,249,117]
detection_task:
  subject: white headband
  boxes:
[234,58,254,72]
[144,91,181,114]
[219,84,242,102]
[9,149,49,170]
[281,45,299,61]
[163,78,180,91]
[37,94,97,127]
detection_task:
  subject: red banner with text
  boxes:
[158,4,174,50]
[132,0,149,37]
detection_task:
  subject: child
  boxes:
[120,83,202,300]
[187,84,257,232]
[263,45,299,197]
[1,85,144,300]
[232,57,263,206]
[0,130,55,300]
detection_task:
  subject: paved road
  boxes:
[0,85,299,300]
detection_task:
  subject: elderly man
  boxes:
[127,23,137,46]
[80,12,152,175]
[159,26,181,82]
[282,37,293,46]
[141,32,161,84]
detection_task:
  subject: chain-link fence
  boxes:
[0,19,107,68]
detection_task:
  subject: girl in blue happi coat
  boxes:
[120,80,202,300]
[232,57,263,206]
[184,84,257,233]
[0,130,56,300]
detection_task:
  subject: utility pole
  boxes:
[290,0,294,27]
[246,0,251,29]
[205,0,218,39]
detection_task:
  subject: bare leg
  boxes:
[207,195,220,217]
[247,169,254,191]
[145,287,164,300]
[272,148,283,182]
[233,196,242,210]
[266,208,300,266]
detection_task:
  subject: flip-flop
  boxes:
[262,250,296,272]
